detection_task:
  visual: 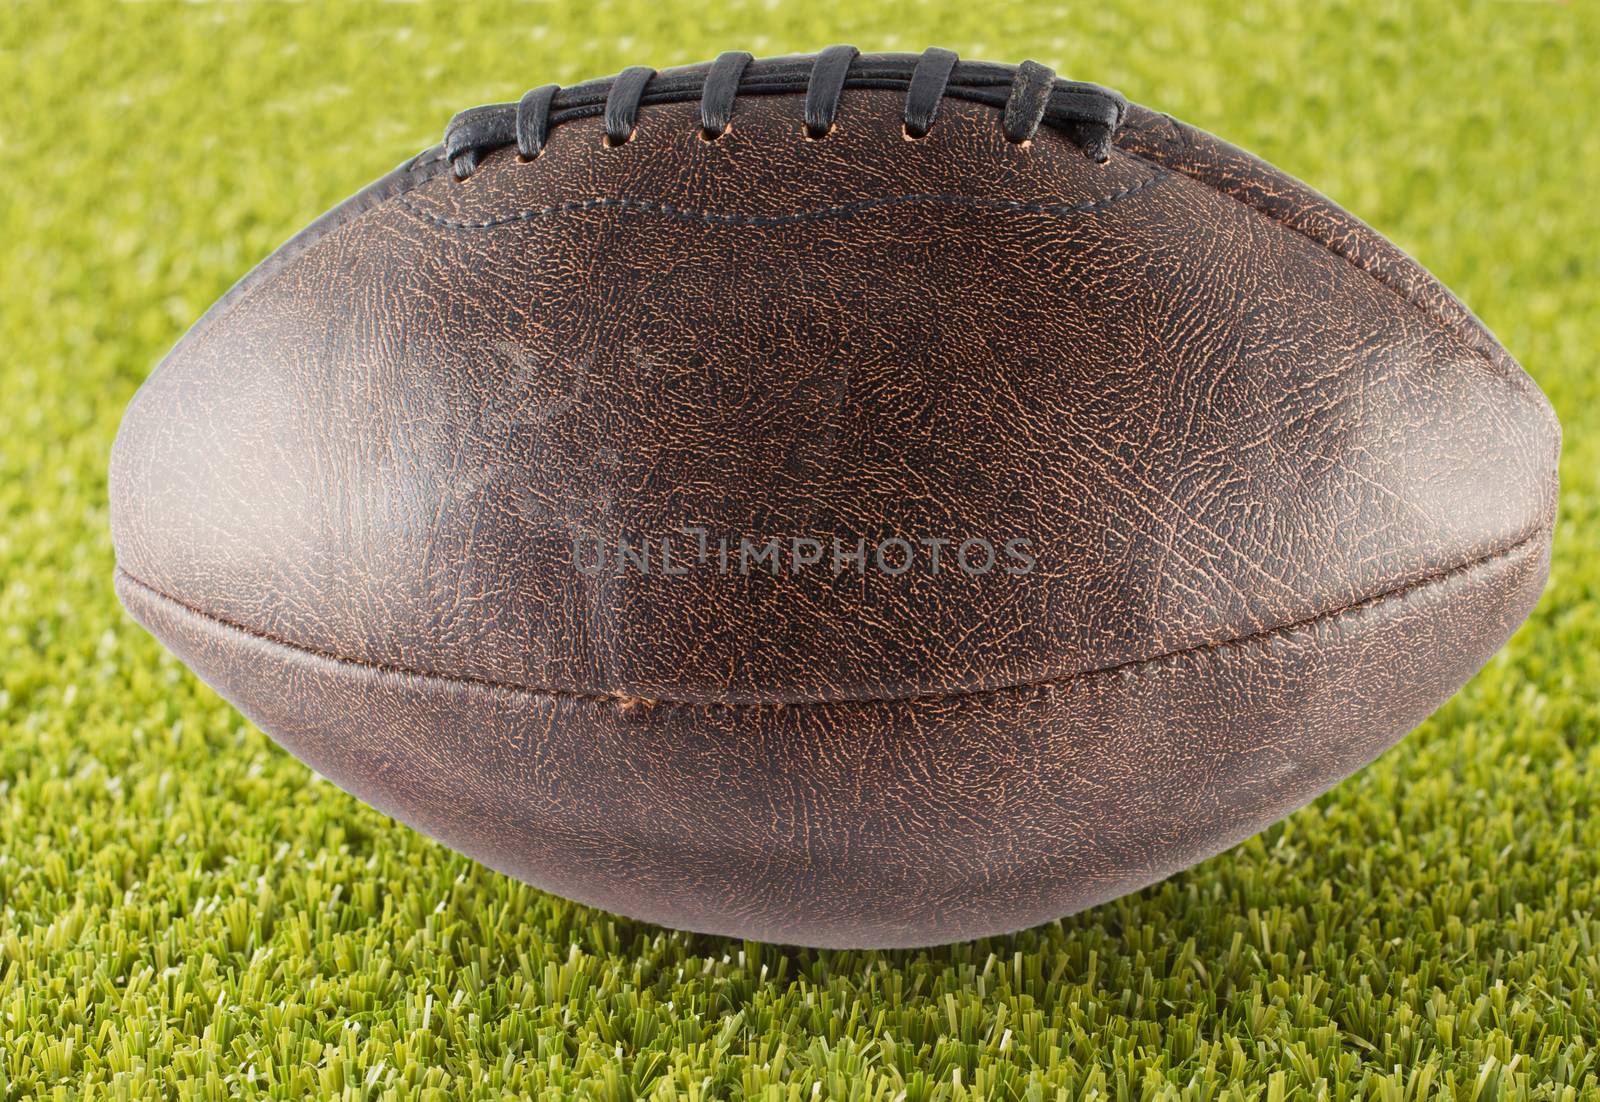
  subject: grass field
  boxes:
[3,1,1598,1097]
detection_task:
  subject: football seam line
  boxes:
[392,169,1166,230]
[1114,130,1513,385]
[195,119,1509,402]
[114,527,1543,711]
[390,146,1513,392]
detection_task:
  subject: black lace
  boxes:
[700,51,753,138]
[604,66,656,146]
[804,45,859,139]
[902,47,959,139]
[445,47,1128,178]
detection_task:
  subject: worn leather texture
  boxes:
[110,62,1560,946]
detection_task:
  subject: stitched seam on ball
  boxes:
[392,169,1166,231]
[114,528,1544,710]
[172,148,453,352]
[1118,141,1510,381]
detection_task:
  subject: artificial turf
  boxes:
[3,0,1597,1097]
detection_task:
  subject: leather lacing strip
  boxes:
[445,47,1129,178]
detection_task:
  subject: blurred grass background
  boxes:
[2,1,1597,1098]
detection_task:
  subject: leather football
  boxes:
[110,48,1560,947]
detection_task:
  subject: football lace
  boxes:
[443,46,1129,179]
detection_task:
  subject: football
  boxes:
[110,47,1559,948]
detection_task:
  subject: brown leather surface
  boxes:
[1113,105,1529,382]
[116,529,1549,947]
[110,68,1560,945]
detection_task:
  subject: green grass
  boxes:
[2,0,1597,1097]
